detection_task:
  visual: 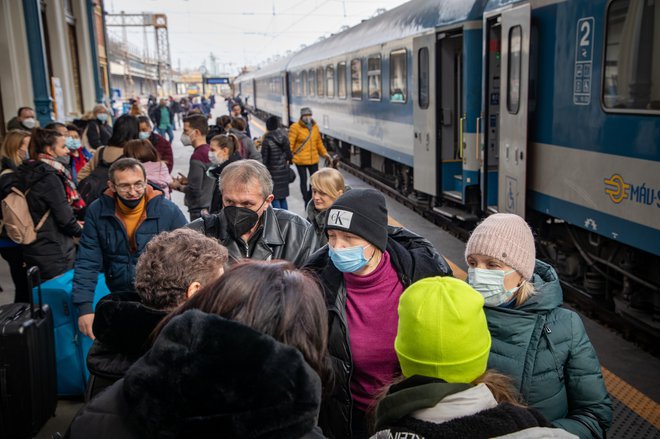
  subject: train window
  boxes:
[418,47,429,109]
[390,49,407,103]
[301,70,308,96]
[351,58,362,99]
[337,61,347,99]
[308,69,315,97]
[326,65,335,98]
[294,72,301,97]
[368,54,382,100]
[507,26,522,114]
[603,0,660,112]
[317,67,325,96]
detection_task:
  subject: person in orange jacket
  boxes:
[289,107,331,205]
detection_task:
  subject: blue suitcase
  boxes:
[32,269,110,396]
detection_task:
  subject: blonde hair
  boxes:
[473,370,525,406]
[310,168,345,201]
[514,279,535,306]
[1,130,31,166]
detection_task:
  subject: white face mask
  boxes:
[468,268,520,307]
[22,118,36,129]
[181,133,193,146]
[208,150,226,165]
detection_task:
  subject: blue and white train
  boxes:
[235,0,660,336]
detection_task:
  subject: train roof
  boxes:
[287,0,486,69]
[250,53,297,80]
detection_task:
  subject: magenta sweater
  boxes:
[344,251,404,412]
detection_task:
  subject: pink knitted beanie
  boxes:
[465,213,536,280]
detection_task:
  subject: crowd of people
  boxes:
[0,99,612,439]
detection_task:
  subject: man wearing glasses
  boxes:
[73,158,187,339]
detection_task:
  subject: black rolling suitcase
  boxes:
[0,266,57,438]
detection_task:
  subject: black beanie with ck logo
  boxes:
[324,188,388,252]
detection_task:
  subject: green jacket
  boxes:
[485,260,612,439]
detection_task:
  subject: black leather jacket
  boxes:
[187,206,317,267]
[304,226,453,439]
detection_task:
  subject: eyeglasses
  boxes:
[113,182,147,193]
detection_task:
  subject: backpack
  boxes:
[0,169,51,244]
[78,147,119,205]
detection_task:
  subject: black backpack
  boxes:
[78,147,120,205]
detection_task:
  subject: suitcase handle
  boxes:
[26,266,43,319]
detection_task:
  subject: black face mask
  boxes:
[223,200,265,238]
[117,194,144,209]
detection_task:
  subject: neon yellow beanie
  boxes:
[395,276,491,383]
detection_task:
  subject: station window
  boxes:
[308,69,315,97]
[316,67,325,96]
[351,58,362,99]
[507,26,522,114]
[337,61,347,99]
[389,49,407,103]
[301,70,308,96]
[326,65,335,98]
[368,54,382,100]
[418,47,429,109]
[603,0,660,112]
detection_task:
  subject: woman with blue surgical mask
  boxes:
[304,188,452,439]
[465,213,612,438]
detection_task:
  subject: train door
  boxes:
[282,72,290,127]
[483,4,530,217]
[412,33,438,196]
[438,32,464,204]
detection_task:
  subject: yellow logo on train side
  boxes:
[604,174,631,204]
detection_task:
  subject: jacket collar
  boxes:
[260,206,285,246]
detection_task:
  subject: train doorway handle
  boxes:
[459,114,466,159]
[476,116,482,163]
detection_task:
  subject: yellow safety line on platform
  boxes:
[250,117,265,132]
[602,367,660,429]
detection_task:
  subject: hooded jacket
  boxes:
[17,160,82,280]
[304,226,453,438]
[261,128,293,199]
[289,119,328,166]
[73,186,187,315]
[186,206,317,267]
[65,310,325,439]
[85,292,168,399]
[229,128,262,161]
[485,261,612,439]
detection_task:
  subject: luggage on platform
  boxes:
[0,266,57,439]
[33,269,110,396]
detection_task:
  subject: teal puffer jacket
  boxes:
[485,260,612,439]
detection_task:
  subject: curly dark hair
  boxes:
[134,229,228,310]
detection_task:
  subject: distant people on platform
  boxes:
[137,115,173,173]
[230,102,251,137]
[65,124,93,182]
[0,129,31,302]
[261,116,293,210]
[307,168,346,248]
[170,114,214,220]
[128,102,143,117]
[149,98,175,143]
[85,228,228,399]
[73,158,186,340]
[229,117,261,161]
[289,107,331,205]
[188,160,317,267]
[207,133,243,213]
[169,96,182,128]
[179,96,191,117]
[78,114,139,183]
[371,276,575,439]
[465,213,612,438]
[17,128,83,281]
[206,115,231,144]
[66,261,330,439]
[304,188,452,439]
[6,106,36,131]
[82,105,113,151]
[123,139,173,199]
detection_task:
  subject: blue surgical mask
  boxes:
[328,244,369,273]
[65,137,81,150]
[139,131,151,140]
[97,113,109,123]
[468,268,520,306]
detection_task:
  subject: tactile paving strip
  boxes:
[603,367,660,437]
[609,397,660,438]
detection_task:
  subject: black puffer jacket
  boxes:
[187,206,317,267]
[66,310,326,439]
[304,226,453,439]
[261,129,293,199]
[86,292,168,399]
[18,160,82,280]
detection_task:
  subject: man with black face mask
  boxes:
[73,158,187,340]
[187,160,317,267]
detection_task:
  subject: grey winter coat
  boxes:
[485,260,612,439]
